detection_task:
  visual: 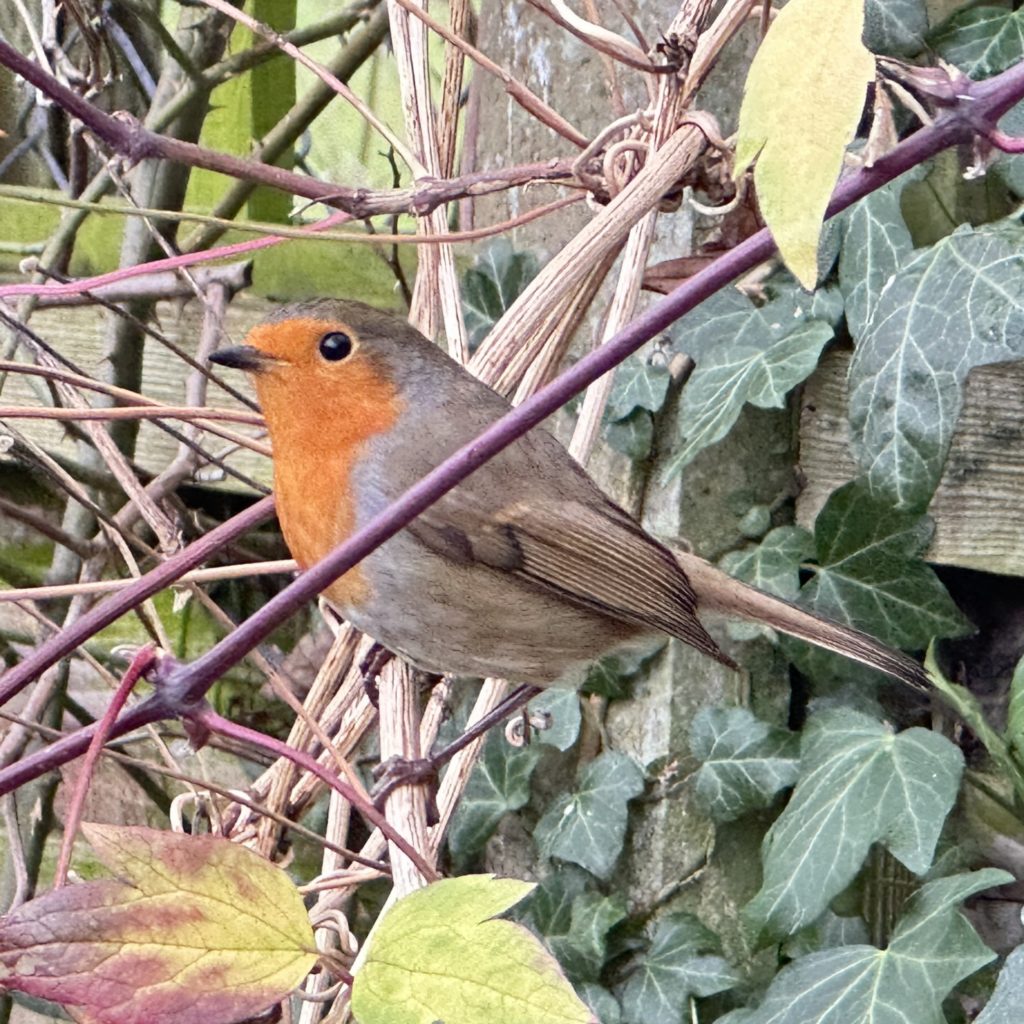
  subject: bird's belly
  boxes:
[333,530,648,686]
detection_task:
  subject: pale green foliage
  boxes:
[353,876,595,1024]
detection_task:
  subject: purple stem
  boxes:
[3,61,1024,796]
[986,129,1024,154]
[194,707,439,882]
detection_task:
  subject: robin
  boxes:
[209,298,928,692]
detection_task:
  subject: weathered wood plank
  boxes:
[798,348,1024,575]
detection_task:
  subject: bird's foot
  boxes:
[358,642,395,707]
[372,755,440,825]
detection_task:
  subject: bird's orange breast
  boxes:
[248,321,403,609]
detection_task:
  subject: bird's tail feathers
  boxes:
[676,553,930,694]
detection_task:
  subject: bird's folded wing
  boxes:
[408,492,728,660]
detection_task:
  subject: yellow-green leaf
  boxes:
[735,0,874,288]
[352,875,596,1024]
[0,824,317,1024]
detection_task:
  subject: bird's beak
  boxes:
[209,345,278,373]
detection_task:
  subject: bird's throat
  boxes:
[257,365,402,611]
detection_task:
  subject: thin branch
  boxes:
[0,186,583,254]
[0,496,276,704]
[0,561,296,603]
[525,0,671,73]
[0,405,263,425]
[53,646,157,888]
[0,37,577,220]
[195,706,440,882]
[389,0,588,148]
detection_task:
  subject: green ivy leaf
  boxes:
[582,644,664,699]
[848,222,1024,509]
[976,944,1024,1023]
[535,752,645,879]
[721,526,814,602]
[664,287,833,476]
[931,6,1024,76]
[690,708,800,822]
[798,481,972,653]
[619,914,741,1024]
[448,732,542,861]
[864,0,927,56]
[607,355,672,420]
[838,171,922,341]
[1007,654,1024,763]
[461,239,540,347]
[782,911,871,959]
[735,870,1010,1024]
[353,875,595,1024]
[578,984,622,1024]
[530,689,583,752]
[745,708,964,938]
[521,869,628,983]
[605,409,655,461]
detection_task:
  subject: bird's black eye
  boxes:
[319,331,353,361]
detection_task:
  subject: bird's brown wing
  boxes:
[408,492,736,668]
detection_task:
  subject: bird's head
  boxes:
[209,299,415,446]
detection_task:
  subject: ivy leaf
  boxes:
[735,870,1010,1024]
[583,645,664,699]
[735,0,874,287]
[619,914,741,1024]
[353,875,595,1024]
[536,752,645,879]
[664,287,834,476]
[848,222,1024,509]
[578,984,622,1024]
[976,944,1024,1023]
[1007,654,1024,763]
[607,354,672,420]
[0,824,316,1024]
[864,0,927,55]
[931,6,1024,76]
[519,869,627,984]
[838,171,922,341]
[798,481,972,654]
[745,708,964,938]
[448,731,542,861]
[605,409,655,461]
[461,239,540,347]
[721,526,814,601]
[690,708,800,822]
[530,688,583,751]
[782,911,871,959]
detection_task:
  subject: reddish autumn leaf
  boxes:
[0,824,317,1024]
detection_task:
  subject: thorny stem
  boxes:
[2,61,1024,797]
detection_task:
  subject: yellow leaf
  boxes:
[352,875,596,1024]
[735,0,874,288]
